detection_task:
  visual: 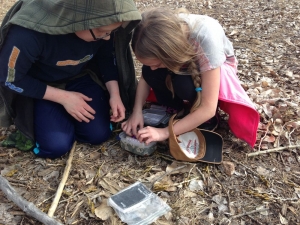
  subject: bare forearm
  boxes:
[43,85,68,104]
[105,80,120,97]
[172,106,216,135]
[133,76,150,112]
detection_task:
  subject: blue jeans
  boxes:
[33,75,111,158]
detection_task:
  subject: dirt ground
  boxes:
[0,0,300,224]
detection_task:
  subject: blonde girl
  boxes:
[122,8,259,147]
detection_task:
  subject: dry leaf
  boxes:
[212,195,228,213]
[95,200,113,221]
[261,81,269,88]
[221,161,235,176]
[89,151,101,160]
[262,135,276,143]
[99,178,121,195]
[166,161,193,174]
[285,70,293,78]
[4,169,18,177]
[183,190,197,198]
[43,171,59,181]
[188,179,204,191]
[294,188,300,198]
[153,175,176,192]
[163,211,173,221]
[208,211,214,221]
[256,206,269,216]
[146,171,165,183]
[256,166,270,176]
[229,30,239,36]
[279,213,288,224]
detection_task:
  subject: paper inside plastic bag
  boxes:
[177,131,200,158]
[108,182,171,225]
[109,182,152,212]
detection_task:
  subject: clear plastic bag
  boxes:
[107,182,171,225]
[143,107,171,127]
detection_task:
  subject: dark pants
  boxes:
[33,75,111,158]
[142,66,196,111]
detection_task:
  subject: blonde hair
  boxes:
[132,8,202,113]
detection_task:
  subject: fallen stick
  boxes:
[231,207,269,219]
[48,141,77,217]
[247,145,300,157]
[0,175,63,225]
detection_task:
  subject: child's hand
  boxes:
[121,110,144,137]
[60,91,95,122]
[136,126,169,144]
[109,95,125,122]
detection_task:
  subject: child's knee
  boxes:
[88,129,112,145]
[33,139,73,159]
[77,128,112,145]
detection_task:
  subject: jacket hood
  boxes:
[8,0,141,34]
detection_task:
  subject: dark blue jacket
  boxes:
[0,25,118,99]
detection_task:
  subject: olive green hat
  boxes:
[8,0,141,34]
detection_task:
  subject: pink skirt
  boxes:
[218,63,260,147]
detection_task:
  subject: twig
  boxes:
[48,141,77,217]
[211,169,232,214]
[231,207,269,219]
[247,214,264,225]
[279,152,286,166]
[275,120,299,147]
[228,156,257,175]
[4,177,27,187]
[10,211,26,216]
[258,121,271,151]
[247,145,300,157]
[288,127,296,146]
[135,154,141,165]
[187,164,195,179]
[196,167,207,185]
[63,198,71,224]
[6,177,28,185]
[71,200,84,218]
[37,194,55,207]
[0,175,63,225]
[152,176,201,191]
[273,197,298,201]
[172,176,200,186]
[59,191,83,204]
[228,156,270,187]
[198,207,210,214]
